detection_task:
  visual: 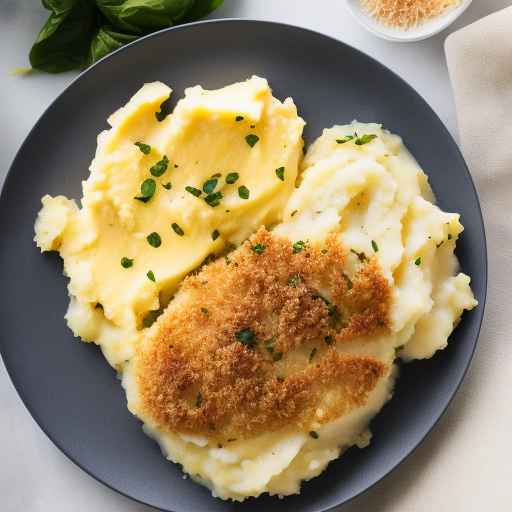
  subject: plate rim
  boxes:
[0,17,488,512]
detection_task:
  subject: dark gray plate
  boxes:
[0,19,486,512]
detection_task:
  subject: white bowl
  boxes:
[344,0,473,42]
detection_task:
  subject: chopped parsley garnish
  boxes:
[142,309,161,327]
[415,256,422,266]
[324,335,334,345]
[134,141,151,154]
[275,166,285,181]
[238,185,250,199]
[171,223,184,236]
[251,243,265,254]
[371,240,379,252]
[121,257,133,268]
[336,135,354,144]
[211,229,220,241]
[235,115,244,122]
[355,134,377,146]
[185,186,202,197]
[291,210,298,217]
[350,248,368,262]
[309,347,317,362]
[342,272,353,290]
[225,172,239,184]
[195,392,203,407]
[245,134,259,147]
[135,178,156,202]
[288,275,301,287]
[155,95,171,121]
[211,173,222,178]
[200,307,208,315]
[146,232,161,248]
[162,182,172,190]
[309,431,319,439]
[250,124,255,128]
[147,270,156,282]
[272,351,283,361]
[235,328,256,348]
[448,234,453,240]
[276,376,285,383]
[94,303,103,310]
[436,241,444,248]
[150,155,169,177]
[292,240,306,254]
[202,178,218,194]
[204,191,223,207]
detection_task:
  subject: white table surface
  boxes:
[1,1,509,511]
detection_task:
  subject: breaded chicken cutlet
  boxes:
[131,228,392,442]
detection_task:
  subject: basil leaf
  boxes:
[30,0,97,73]
[89,25,138,64]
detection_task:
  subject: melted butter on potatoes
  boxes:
[34,77,304,367]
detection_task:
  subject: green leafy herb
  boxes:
[309,347,317,362]
[29,0,225,73]
[355,134,377,146]
[292,240,306,254]
[225,172,239,184]
[134,178,156,202]
[162,182,172,190]
[448,234,453,240]
[150,155,169,177]
[142,309,161,328]
[135,141,151,154]
[147,270,156,282]
[251,243,265,255]
[211,173,221,178]
[288,275,301,287]
[211,229,220,241]
[171,223,184,236]
[235,115,244,122]
[204,191,223,207]
[235,328,256,348]
[94,303,103,310]
[275,166,285,181]
[436,241,444,249]
[415,256,422,266]
[342,272,353,290]
[309,431,319,439]
[146,232,161,248]
[195,392,203,407]
[371,240,379,252]
[185,186,202,197]
[324,335,334,345]
[238,186,250,200]
[245,134,259,147]
[336,135,354,144]
[200,307,208,315]
[350,248,368,262]
[120,257,133,268]
[202,178,218,194]
[291,210,298,217]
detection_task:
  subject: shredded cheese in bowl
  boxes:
[360,0,461,29]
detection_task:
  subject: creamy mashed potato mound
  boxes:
[34,76,477,502]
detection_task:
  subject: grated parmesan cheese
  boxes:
[360,0,461,29]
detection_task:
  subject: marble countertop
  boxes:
[1,1,508,511]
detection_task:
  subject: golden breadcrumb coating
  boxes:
[133,228,391,441]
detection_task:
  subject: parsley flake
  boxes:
[150,155,169,177]
[350,248,368,262]
[147,270,156,282]
[448,234,453,240]
[171,223,184,236]
[162,182,172,190]
[238,186,250,199]
[142,309,161,327]
[309,431,319,439]
[245,134,259,147]
[135,178,156,202]
[195,392,203,407]
[292,240,306,254]
[121,257,133,268]
[204,191,223,207]
[201,307,208,315]
[309,347,317,362]
[288,275,301,287]
[355,134,377,146]
[225,172,239,184]
[275,166,285,181]
[235,115,244,122]
[211,229,220,241]
[235,328,256,348]
[291,210,298,217]
[185,186,202,197]
[202,178,218,194]
[324,335,334,345]
[336,135,354,144]
[251,243,265,254]
[415,257,422,266]
[146,232,161,248]
[371,240,379,252]
[134,141,151,154]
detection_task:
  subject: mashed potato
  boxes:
[34,77,305,367]
[34,76,477,502]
